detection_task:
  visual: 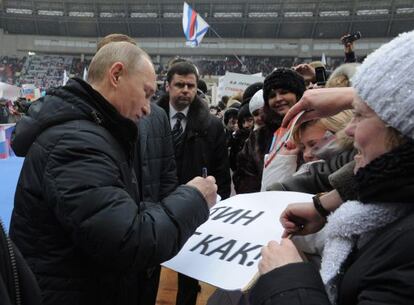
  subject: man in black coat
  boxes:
[97,34,178,305]
[158,62,231,305]
[9,42,218,305]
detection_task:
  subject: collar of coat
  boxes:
[157,94,211,138]
[12,78,137,157]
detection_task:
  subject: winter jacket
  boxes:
[0,219,41,305]
[136,103,178,203]
[158,95,231,200]
[228,128,251,171]
[250,211,414,305]
[134,103,179,305]
[9,78,209,305]
[232,126,274,194]
[267,149,356,194]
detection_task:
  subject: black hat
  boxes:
[237,104,253,129]
[197,79,208,94]
[263,68,306,103]
[242,82,263,105]
[223,108,239,125]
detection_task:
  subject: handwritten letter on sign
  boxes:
[162,191,313,290]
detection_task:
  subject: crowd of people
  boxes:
[1,52,355,91]
[1,29,414,305]
[0,56,26,84]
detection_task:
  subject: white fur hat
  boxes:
[249,89,265,115]
[352,30,414,139]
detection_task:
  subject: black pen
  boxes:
[202,167,208,178]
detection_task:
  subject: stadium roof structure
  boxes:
[0,0,413,39]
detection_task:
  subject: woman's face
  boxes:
[242,117,254,130]
[227,117,238,132]
[252,108,265,127]
[268,89,298,116]
[300,124,327,163]
[345,96,390,171]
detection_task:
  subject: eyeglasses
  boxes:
[173,82,196,90]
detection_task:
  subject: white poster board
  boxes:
[216,72,264,101]
[0,82,21,100]
[163,191,313,291]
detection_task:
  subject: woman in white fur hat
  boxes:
[250,30,414,305]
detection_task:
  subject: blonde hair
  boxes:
[87,41,150,84]
[230,92,243,103]
[97,34,136,51]
[293,110,354,149]
[321,110,354,148]
[320,110,353,133]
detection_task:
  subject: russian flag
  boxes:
[182,2,209,47]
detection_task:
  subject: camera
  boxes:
[315,66,327,86]
[342,31,362,45]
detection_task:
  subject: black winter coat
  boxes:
[9,78,209,305]
[250,211,414,305]
[158,95,231,199]
[137,103,178,202]
[134,103,179,305]
[232,126,274,194]
[0,219,41,305]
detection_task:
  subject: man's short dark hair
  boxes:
[166,62,199,83]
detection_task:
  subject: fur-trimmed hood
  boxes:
[326,63,360,87]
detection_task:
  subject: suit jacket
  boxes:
[158,95,231,199]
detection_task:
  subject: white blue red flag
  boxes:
[182,2,209,47]
[0,126,8,159]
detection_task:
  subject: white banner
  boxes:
[216,72,264,102]
[163,191,313,291]
[0,82,21,100]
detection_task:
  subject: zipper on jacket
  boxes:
[0,219,22,305]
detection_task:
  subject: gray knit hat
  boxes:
[352,30,414,139]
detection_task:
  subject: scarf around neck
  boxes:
[320,141,414,304]
[320,201,410,304]
[355,140,414,204]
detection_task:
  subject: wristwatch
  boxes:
[312,192,330,218]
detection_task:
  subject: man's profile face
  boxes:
[166,73,197,111]
[117,58,156,122]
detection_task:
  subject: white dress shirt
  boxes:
[169,104,190,131]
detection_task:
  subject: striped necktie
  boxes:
[172,112,185,150]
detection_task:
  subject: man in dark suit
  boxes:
[158,61,231,305]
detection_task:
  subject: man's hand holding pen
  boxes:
[186,168,218,209]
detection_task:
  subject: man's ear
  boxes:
[165,82,170,93]
[108,62,124,87]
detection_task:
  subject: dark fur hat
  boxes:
[263,68,306,103]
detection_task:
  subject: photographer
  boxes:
[341,32,361,63]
